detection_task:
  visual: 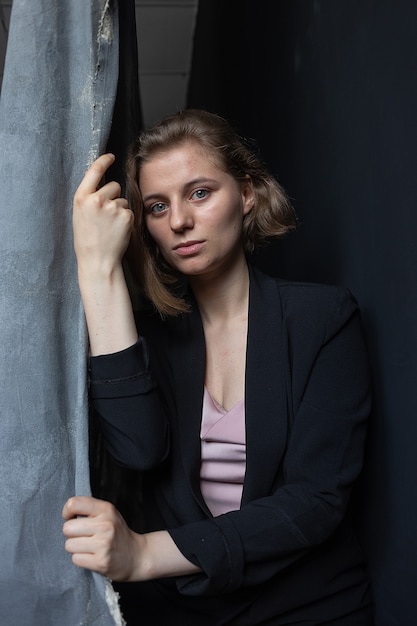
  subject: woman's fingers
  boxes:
[74,156,126,210]
[69,552,107,572]
[72,154,134,272]
[93,180,123,204]
[75,153,116,198]
[62,496,138,580]
[62,497,117,564]
[62,495,114,520]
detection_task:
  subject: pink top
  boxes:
[200,387,246,517]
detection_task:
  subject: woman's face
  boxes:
[139,141,253,281]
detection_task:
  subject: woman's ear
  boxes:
[241,176,255,216]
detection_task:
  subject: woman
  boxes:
[63,110,373,624]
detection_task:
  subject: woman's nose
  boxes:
[169,202,193,232]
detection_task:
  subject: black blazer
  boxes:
[90,265,373,625]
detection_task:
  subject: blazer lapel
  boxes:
[170,303,208,508]
[242,266,289,504]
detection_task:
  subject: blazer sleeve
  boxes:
[89,338,169,471]
[168,288,371,595]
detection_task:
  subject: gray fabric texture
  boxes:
[0,0,124,623]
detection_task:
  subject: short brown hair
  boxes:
[125,109,296,316]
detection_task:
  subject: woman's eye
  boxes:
[191,189,209,200]
[150,202,168,214]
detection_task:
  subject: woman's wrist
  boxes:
[128,531,201,582]
[77,258,125,286]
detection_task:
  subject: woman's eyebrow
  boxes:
[142,191,165,204]
[142,178,219,203]
[185,177,218,187]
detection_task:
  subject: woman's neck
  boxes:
[189,258,250,327]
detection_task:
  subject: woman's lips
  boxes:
[173,241,204,256]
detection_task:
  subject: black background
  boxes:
[188,1,417,623]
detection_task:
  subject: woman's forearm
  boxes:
[130,530,201,582]
[78,265,138,356]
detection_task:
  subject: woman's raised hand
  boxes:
[73,154,134,279]
[73,154,138,355]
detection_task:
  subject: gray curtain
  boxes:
[0,1,124,623]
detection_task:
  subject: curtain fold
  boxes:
[0,1,127,623]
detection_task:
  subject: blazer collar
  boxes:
[170,264,289,509]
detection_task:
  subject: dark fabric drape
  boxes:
[0,0,140,623]
[188,1,417,624]
[105,0,142,187]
